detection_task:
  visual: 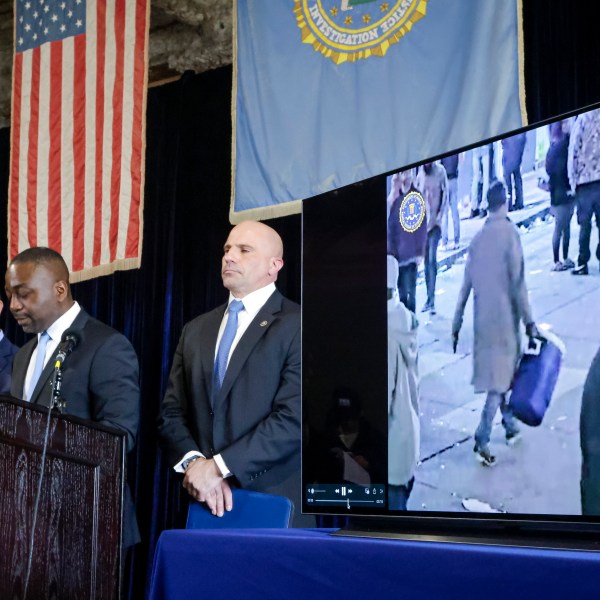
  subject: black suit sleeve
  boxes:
[0,336,19,395]
[88,332,140,452]
[157,322,202,466]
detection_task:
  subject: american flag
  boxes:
[9,0,149,281]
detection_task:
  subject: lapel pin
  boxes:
[260,321,268,327]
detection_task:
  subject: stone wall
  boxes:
[0,0,233,128]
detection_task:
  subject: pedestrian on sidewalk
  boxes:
[451,181,539,466]
[546,120,575,271]
[581,346,600,515]
[387,256,420,510]
[501,132,527,211]
[387,172,401,221]
[387,169,427,313]
[470,144,494,218]
[416,162,448,315]
[440,153,461,251]
[568,108,600,275]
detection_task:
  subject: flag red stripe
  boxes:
[109,1,126,262]
[9,52,23,261]
[26,47,41,248]
[48,41,63,252]
[72,34,87,272]
[126,0,146,257]
[93,0,107,267]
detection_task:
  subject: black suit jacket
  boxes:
[10,308,141,545]
[0,334,19,395]
[159,289,310,525]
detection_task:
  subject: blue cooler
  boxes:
[509,334,564,426]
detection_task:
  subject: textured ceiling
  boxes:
[0,0,233,128]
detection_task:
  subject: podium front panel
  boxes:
[0,396,125,599]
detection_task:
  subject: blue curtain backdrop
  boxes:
[0,67,301,599]
[0,2,600,597]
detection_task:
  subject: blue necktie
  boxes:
[214,300,244,392]
[27,330,50,401]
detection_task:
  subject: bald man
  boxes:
[5,246,140,547]
[159,221,309,526]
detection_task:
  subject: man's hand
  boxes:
[183,458,233,516]
[452,330,459,353]
[525,321,540,349]
[525,322,540,339]
[199,479,233,517]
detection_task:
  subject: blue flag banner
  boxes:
[232,0,527,222]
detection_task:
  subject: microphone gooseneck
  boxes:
[26,329,83,596]
[51,330,81,413]
[54,331,80,368]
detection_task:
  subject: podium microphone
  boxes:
[55,330,80,368]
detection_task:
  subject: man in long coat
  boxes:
[452,181,538,466]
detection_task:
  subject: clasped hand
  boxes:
[183,458,233,517]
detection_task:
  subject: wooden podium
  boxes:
[0,394,125,599]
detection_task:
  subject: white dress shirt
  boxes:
[24,302,82,401]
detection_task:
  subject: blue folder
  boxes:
[186,488,293,529]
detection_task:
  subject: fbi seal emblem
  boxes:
[294,0,428,64]
[399,190,426,233]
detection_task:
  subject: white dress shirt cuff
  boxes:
[213,453,232,478]
[173,450,204,473]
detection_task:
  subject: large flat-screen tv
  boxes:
[302,104,600,548]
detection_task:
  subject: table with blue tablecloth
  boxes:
[148,528,600,600]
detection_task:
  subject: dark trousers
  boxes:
[504,164,523,209]
[425,226,441,306]
[397,262,417,313]
[575,181,600,266]
[552,202,574,262]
